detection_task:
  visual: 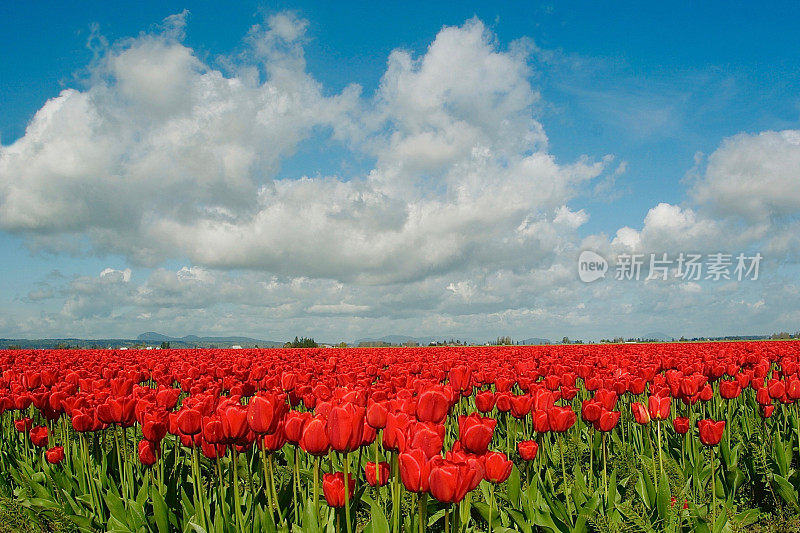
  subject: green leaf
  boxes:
[773,433,789,478]
[712,507,728,533]
[302,497,320,533]
[508,466,521,508]
[656,470,670,520]
[732,508,759,527]
[508,509,532,533]
[771,474,800,510]
[369,497,390,533]
[150,486,171,533]
[105,489,129,528]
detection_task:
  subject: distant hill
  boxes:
[641,332,673,342]
[354,335,481,346]
[518,337,552,345]
[136,332,284,348]
[0,332,284,349]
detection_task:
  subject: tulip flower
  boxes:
[322,472,355,508]
[247,395,279,434]
[631,402,650,424]
[547,406,576,433]
[719,380,741,399]
[484,451,513,483]
[364,461,390,487]
[299,415,330,456]
[29,425,49,447]
[14,417,33,433]
[138,439,159,466]
[45,446,65,464]
[399,448,431,493]
[416,388,450,424]
[427,457,477,503]
[595,409,621,432]
[517,440,539,461]
[458,413,496,455]
[366,400,388,429]
[647,394,670,421]
[327,402,365,453]
[475,390,496,413]
[672,417,690,434]
[697,419,725,446]
[176,408,203,435]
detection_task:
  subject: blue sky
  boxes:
[1,2,799,342]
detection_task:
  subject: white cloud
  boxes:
[3,12,800,342]
[0,15,607,284]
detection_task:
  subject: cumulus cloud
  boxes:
[3,12,800,341]
[0,14,607,283]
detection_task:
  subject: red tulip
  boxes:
[138,439,159,466]
[416,388,450,424]
[672,417,690,434]
[176,408,202,435]
[547,406,576,433]
[142,414,168,443]
[365,461,390,487]
[29,426,49,447]
[383,412,411,452]
[45,446,65,464]
[595,410,621,432]
[532,410,550,433]
[594,389,618,411]
[510,394,533,418]
[247,395,279,435]
[428,456,480,503]
[697,419,725,446]
[299,415,330,456]
[475,390,496,413]
[517,440,539,461]
[407,422,445,458]
[719,380,741,399]
[327,402,365,453]
[221,405,249,443]
[631,402,650,425]
[366,400,388,429]
[647,395,670,421]
[458,413,496,455]
[14,417,33,433]
[581,400,602,423]
[484,451,513,483]
[284,411,311,444]
[399,448,431,493]
[322,472,355,508]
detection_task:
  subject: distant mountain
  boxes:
[354,335,481,346]
[642,332,673,342]
[136,332,284,347]
[519,337,552,345]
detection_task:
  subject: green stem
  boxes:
[657,420,664,483]
[560,434,572,518]
[294,447,300,525]
[488,484,494,532]
[261,447,275,516]
[232,447,244,533]
[314,456,320,523]
[392,453,400,533]
[419,492,427,533]
[343,452,353,533]
[602,432,608,504]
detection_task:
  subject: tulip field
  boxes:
[2,342,800,532]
